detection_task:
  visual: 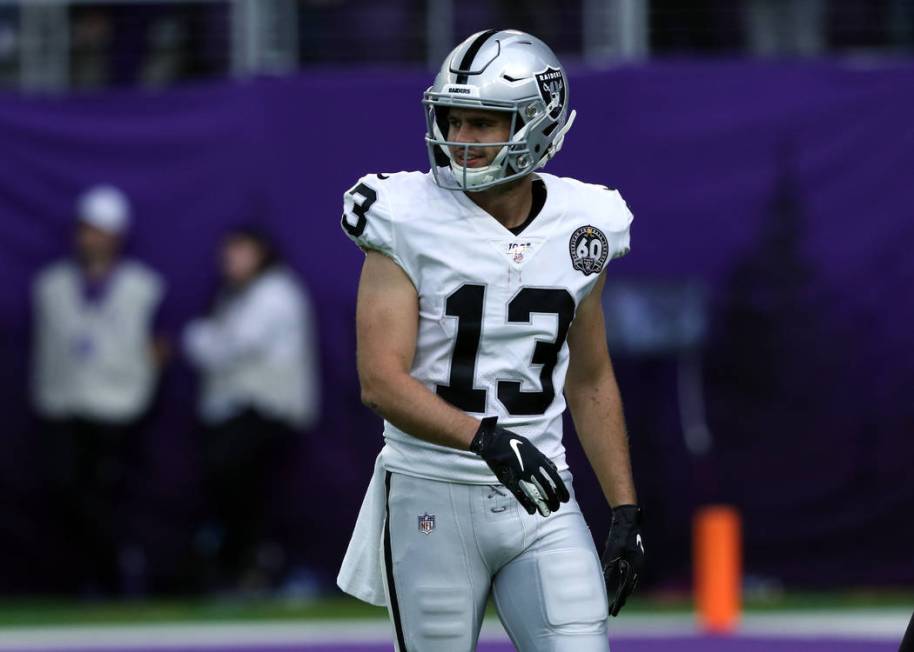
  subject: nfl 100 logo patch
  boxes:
[418,512,436,535]
[506,240,533,263]
[569,225,610,275]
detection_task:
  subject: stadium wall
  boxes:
[0,61,912,593]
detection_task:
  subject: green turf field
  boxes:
[0,590,910,627]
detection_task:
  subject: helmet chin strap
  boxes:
[433,119,514,191]
[449,146,510,191]
[535,109,576,170]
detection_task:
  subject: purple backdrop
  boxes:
[0,61,912,593]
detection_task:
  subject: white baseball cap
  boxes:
[77,185,131,234]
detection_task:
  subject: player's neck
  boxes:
[464,175,534,231]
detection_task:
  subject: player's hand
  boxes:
[602,504,645,616]
[470,416,570,517]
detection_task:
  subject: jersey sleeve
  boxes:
[340,174,416,284]
[603,188,634,261]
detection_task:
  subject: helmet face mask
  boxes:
[425,103,537,191]
[423,29,576,192]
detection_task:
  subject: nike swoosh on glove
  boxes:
[469,416,570,517]
[602,504,645,616]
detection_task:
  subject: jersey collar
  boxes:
[444,170,567,241]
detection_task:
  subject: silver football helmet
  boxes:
[423,29,577,192]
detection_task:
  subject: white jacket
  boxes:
[183,268,320,429]
[31,259,164,423]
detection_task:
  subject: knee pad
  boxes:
[536,549,608,631]
[409,586,474,651]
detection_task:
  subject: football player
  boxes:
[338,29,644,652]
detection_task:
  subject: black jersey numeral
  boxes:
[498,288,576,415]
[435,284,575,416]
[341,183,377,237]
[435,284,488,413]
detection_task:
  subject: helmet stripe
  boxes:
[455,29,499,84]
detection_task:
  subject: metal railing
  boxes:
[0,0,649,92]
[1,0,910,93]
[2,0,299,91]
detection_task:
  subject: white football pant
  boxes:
[381,470,610,652]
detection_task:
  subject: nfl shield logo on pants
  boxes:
[418,512,436,535]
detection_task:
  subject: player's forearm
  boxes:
[566,368,637,507]
[360,370,479,450]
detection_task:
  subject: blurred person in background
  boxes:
[70,3,221,91]
[183,226,320,592]
[0,5,17,85]
[140,13,190,87]
[742,0,826,57]
[70,7,114,90]
[889,0,914,50]
[31,184,166,595]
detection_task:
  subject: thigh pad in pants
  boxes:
[536,549,607,630]
[409,586,473,650]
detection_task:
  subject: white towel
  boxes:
[337,453,388,606]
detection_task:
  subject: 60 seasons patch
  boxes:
[569,225,610,276]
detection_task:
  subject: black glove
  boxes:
[602,504,645,616]
[470,416,570,517]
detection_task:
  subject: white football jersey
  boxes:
[342,169,632,483]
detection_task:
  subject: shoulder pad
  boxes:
[564,179,634,260]
[340,172,420,282]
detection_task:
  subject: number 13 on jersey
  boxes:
[437,284,574,417]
